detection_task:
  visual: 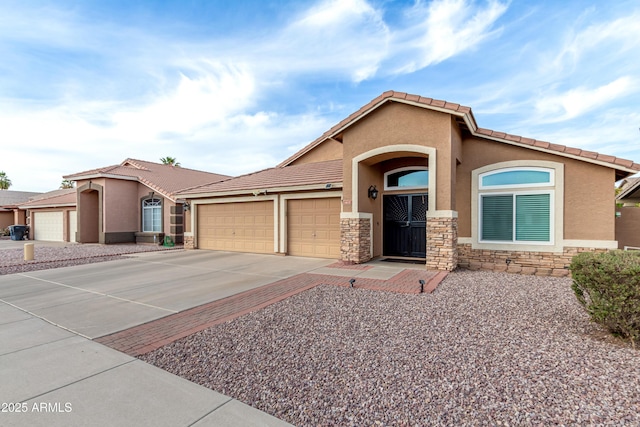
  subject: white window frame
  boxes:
[142,198,162,232]
[479,167,554,190]
[479,189,554,245]
[384,166,429,191]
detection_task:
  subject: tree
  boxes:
[0,171,11,190]
[160,156,180,167]
[60,179,75,189]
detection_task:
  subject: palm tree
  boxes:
[0,171,11,190]
[160,156,180,167]
[60,179,75,189]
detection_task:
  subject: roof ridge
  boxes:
[278,90,640,176]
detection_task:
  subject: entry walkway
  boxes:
[96,261,447,357]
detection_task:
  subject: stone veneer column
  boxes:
[426,212,458,271]
[340,215,372,264]
[184,233,195,250]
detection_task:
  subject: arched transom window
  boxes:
[384,167,429,190]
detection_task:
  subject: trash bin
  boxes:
[9,225,28,241]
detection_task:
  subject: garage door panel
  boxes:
[197,201,274,254]
[287,198,340,259]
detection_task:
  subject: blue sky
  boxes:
[1,0,639,192]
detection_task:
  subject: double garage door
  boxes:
[196,198,340,258]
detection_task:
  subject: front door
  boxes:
[383,194,427,258]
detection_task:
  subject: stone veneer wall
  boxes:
[457,244,610,277]
[340,218,372,264]
[184,234,194,250]
[426,216,458,271]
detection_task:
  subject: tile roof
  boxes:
[279,90,640,178]
[179,159,343,196]
[64,158,230,200]
[0,190,43,207]
[19,188,76,208]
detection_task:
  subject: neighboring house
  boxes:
[615,177,640,249]
[0,190,42,231]
[19,189,77,241]
[178,91,640,274]
[19,159,230,244]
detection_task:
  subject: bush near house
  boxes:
[570,250,640,347]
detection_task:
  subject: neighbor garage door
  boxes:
[34,211,64,241]
[197,201,274,253]
[287,198,341,258]
[68,210,77,242]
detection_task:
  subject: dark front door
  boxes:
[383,194,427,258]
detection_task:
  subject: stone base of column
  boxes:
[340,216,372,264]
[426,212,458,271]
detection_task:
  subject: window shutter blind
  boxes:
[482,195,513,241]
[515,194,550,241]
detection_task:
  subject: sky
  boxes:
[1,0,639,192]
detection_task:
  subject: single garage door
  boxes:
[197,201,274,254]
[34,211,64,241]
[68,210,78,242]
[287,198,341,258]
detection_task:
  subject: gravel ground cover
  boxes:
[0,242,180,275]
[141,270,640,426]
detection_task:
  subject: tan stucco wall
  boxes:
[104,179,139,232]
[0,211,13,230]
[342,102,453,212]
[457,137,616,241]
[289,138,343,165]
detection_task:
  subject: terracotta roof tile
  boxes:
[444,102,460,110]
[504,134,521,143]
[548,143,566,152]
[596,153,616,163]
[430,99,446,108]
[614,158,634,168]
[564,147,582,156]
[19,188,76,208]
[580,150,598,159]
[405,94,420,102]
[64,158,230,199]
[180,160,342,196]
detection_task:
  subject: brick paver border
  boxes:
[95,269,448,357]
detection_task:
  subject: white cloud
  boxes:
[534,77,636,122]
[390,0,508,74]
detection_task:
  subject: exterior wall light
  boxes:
[368,185,379,200]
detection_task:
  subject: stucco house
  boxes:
[178,91,640,274]
[19,159,229,244]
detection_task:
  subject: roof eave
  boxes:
[178,182,343,199]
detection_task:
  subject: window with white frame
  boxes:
[479,168,554,244]
[142,198,162,232]
[384,167,429,190]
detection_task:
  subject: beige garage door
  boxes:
[197,201,274,254]
[287,198,341,258]
[34,211,64,241]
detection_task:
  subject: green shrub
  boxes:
[570,250,640,347]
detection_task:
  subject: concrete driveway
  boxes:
[0,250,333,427]
[0,250,333,338]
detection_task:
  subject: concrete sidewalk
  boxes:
[0,302,291,427]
